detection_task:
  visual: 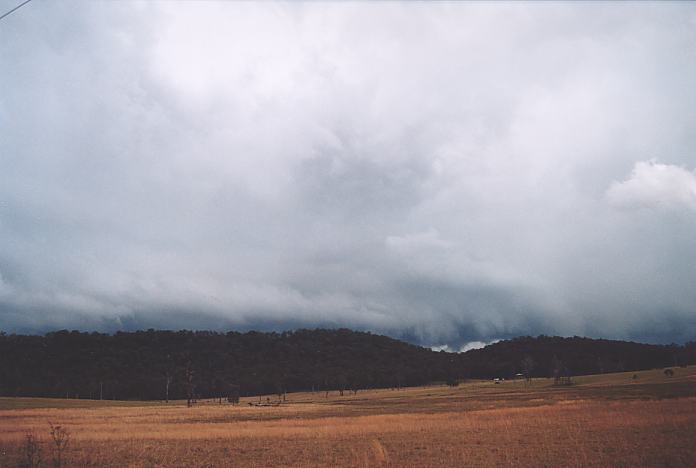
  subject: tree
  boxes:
[49,422,70,468]
[227,384,240,405]
[22,432,42,468]
[337,374,348,396]
[552,355,572,386]
[521,355,535,383]
[446,357,460,388]
[164,371,172,403]
[185,362,195,407]
[552,355,563,385]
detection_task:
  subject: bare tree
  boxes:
[21,432,42,468]
[185,362,195,407]
[164,371,172,403]
[48,423,69,468]
[337,374,348,396]
[521,355,535,384]
[552,355,572,386]
[227,384,240,405]
[552,355,563,385]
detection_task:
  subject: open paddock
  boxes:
[1,367,695,467]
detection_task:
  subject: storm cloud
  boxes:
[1,1,695,347]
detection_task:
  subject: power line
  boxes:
[0,0,32,23]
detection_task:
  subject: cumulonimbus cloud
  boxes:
[1,2,696,346]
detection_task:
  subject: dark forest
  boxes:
[1,329,694,401]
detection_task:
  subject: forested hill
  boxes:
[0,329,694,401]
[461,335,695,379]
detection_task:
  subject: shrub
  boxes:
[21,432,42,468]
[48,423,69,468]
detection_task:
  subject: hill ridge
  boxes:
[1,328,694,400]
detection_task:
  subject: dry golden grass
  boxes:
[1,366,695,467]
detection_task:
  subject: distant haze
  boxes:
[1,1,695,348]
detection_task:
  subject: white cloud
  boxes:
[430,344,451,352]
[460,340,500,353]
[607,161,696,210]
[431,339,500,353]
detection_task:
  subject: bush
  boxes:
[21,432,42,468]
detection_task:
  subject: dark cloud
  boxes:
[1,1,696,347]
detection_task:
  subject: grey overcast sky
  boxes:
[1,1,696,349]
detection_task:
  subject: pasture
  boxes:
[1,367,695,467]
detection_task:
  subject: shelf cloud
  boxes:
[1,1,696,347]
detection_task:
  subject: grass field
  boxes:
[1,366,695,467]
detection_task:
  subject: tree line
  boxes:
[0,329,693,401]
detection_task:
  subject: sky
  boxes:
[1,1,696,349]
